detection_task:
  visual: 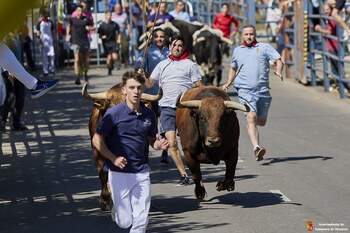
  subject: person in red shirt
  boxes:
[213,3,239,39]
[213,3,239,85]
[315,3,341,88]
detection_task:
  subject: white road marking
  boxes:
[33,196,47,203]
[238,157,244,163]
[0,200,11,205]
[270,190,291,202]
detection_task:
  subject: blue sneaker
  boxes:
[31,79,59,99]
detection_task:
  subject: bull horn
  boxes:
[138,41,147,51]
[221,37,234,45]
[224,101,250,112]
[141,87,163,101]
[82,82,107,101]
[193,37,206,47]
[175,93,201,109]
[139,31,150,42]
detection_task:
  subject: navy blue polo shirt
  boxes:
[96,100,157,173]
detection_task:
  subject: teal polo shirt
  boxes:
[230,42,281,93]
[96,100,157,173]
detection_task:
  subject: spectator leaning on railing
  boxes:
[315,4,339,81]
[332,0,350,41]
[315,3,350,91]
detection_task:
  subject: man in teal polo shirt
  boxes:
[223,24,284,161]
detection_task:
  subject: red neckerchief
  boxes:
[40,17,49,23]
[242,41,258,47]
[169,48,189,61]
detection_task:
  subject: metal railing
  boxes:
[307,0,350,98]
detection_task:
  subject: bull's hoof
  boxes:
[216,180,235,192]
[100,201,113,211]
[226,182,235,191]
[194,185,206,200]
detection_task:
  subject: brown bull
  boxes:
[176,86,249,200]
[82,82,162,210]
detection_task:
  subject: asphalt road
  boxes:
[0,60,349,233]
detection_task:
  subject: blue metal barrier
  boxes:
[307,0,350,98]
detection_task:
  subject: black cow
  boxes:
[192,27,233,86]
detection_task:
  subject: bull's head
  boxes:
[192,28,234,77]
[82,82,163,109]
[176,94,249,148]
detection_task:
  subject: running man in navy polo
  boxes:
[223,24,284,161]
[92,71,169,232]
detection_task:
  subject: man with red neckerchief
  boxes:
[142,35,203,186]
[223,24,284,162]
[36,7,55,76]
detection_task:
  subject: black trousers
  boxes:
[23,40,35,70]
[1,71,25,125]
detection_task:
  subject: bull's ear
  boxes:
[190,110,197,118]
[225,109,235,114]
[93,100,104,109]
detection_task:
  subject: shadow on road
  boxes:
[260,155,333,166]
[148,194,230,232]
[0,73,122,233]
[207,192,302,208]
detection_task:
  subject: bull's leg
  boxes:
[216,69,222,87]
[216,149,238,192]
[208,75,215,86]
[184,151,206,200]
[98,168,113,211]
[202,75,208,86]
[94,151,113,211]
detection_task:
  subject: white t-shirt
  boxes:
[151,58,202,108]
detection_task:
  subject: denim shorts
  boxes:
[237,89,272,120]
[159,107,177,135]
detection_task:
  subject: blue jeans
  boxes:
[131,27,141,64]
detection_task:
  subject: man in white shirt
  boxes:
[142,35,203,186]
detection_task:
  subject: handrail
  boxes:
[307,0,350,98]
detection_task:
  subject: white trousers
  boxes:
[41,46,55,74]
[0,43,37,89]
[108,170,151,233]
